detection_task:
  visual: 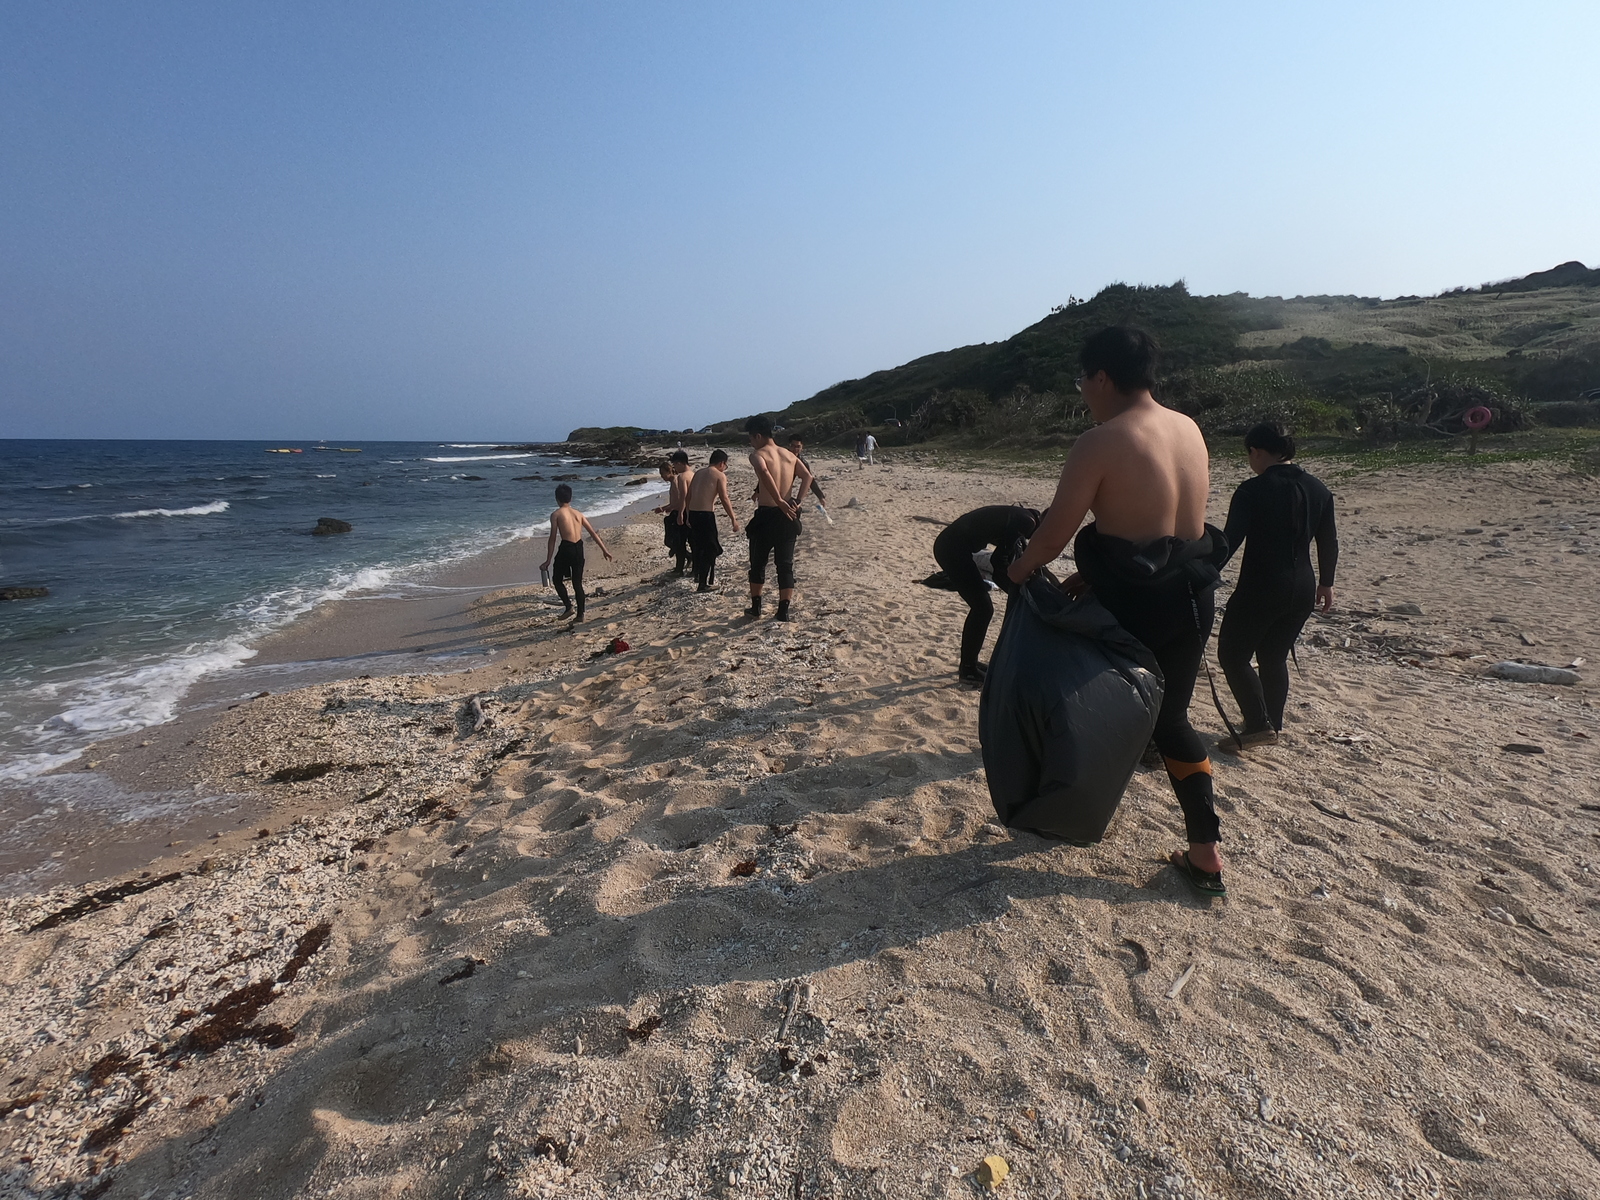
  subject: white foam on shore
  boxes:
[0,479,667,782]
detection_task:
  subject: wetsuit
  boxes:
[933,505,1039,676]
[551,539,586,620]
[747,506,800,590]
[663,512,692,573]
[1218,463,1338,734]
[687,510,723,589]
[1074,523,1227,845]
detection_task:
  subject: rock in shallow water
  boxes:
[311,517,353,535]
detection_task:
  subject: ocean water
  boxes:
[0,440,665,782]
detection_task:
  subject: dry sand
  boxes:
[2,450,1598,1200]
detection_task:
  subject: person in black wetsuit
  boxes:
[933,505,1041,685]
[1215,423,1338,751]
[541,483,613,625]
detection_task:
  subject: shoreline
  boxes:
[0,484,673,896]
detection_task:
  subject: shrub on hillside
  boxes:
[1353,377,1529,442]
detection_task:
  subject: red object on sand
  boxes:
[610,638,630,654]
[1463,406,1493,431]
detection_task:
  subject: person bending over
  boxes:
[1006,326,1229,896]
[542,483,613,624]
[933,504,1041,686]
[1215,423,1337,752]
[745,415,812,621]
[686,449,740,592]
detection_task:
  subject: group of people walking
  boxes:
[540,415,824,626]
[938,325,1339,896]
[540,324,1337,898]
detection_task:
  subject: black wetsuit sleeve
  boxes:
[1221,484,1250,568]
[1313,485,1338,587]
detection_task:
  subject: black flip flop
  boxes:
[1170,851,1226,897]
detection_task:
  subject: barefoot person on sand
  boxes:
[686,449,740,592]
[745,415,813,621]
[542,483,613,625]
[1215,423,1338,752]
[1006,326,1229,895]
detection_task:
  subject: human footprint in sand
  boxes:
[1007,325,1229,896]
[542,483,612,625]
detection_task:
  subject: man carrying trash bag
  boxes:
[993,326,1231,896]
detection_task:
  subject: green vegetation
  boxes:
[711,263,1600,451]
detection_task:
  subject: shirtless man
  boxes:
[685,449,741,592]
[541,483,614,624]
[744,415,813,621]
[660,451,695,573]
[1006,326,1229,895]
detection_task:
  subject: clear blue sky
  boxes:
[3,1,1596,440]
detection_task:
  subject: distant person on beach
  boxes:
[786,435,827,505]
[746,415,813,621]
[1007,326,1230,895]
[856,431,878,468]
[934,505,1042,686]
[686,449,741,592]
[1215,423,1338,752]
[542,483,613,625]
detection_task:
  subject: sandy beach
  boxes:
[3,449,1598,1200]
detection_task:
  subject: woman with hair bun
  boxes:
[1215,423,1339,752]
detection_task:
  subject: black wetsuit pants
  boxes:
[552,539,585,619]
[688,510,722,589]
[747,506,799,591]
[1217,579,1314,734]
[1094,580,1219,845]
[664,512,691,572]
[933,541,992,673]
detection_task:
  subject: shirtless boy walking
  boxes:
[1006,326,1229,895]
[685,449,741,592]
[541,483,613,624]
[665,450,694,574]
[744,415,813,621]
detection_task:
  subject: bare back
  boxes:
[686,465,723,511]
[1080,400,1210,541]
[550,505,584,542]
[669,467,692,512]
[749,442,799,508]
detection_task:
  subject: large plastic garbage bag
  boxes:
[979,573,1163,843]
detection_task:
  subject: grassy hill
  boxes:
[713,263,1600,449]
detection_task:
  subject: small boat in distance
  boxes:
[265,448,303,453]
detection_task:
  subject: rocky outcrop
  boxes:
[0,586,49,601]
[311,518,352,536]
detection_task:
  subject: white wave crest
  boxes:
[111,500,230,520]
[424,453,536,463]
[4,500,233,528]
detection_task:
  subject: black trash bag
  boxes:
[979,573,1163,844]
